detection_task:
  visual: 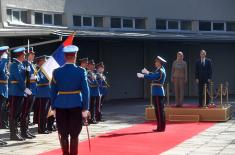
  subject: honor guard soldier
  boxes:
[51,45,89,155]
[137,56,167,132]
[96,62,109,121]
[0,46,9,145]
[79,58,88,69]
[35,55,51,134]
[21,47,37,139]
[9,47,32,141]
[87,60,100,124]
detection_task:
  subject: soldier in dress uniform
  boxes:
[21,47,37,139]
[137,56,167,132]
[87,60,100,124]
[79,58,88,69]
[0,46,9,145]
[51,45,89,155]
[96,62,109,121]
[8,47,32,141]
[35,55,51,134]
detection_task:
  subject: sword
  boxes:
[85,123,91,152]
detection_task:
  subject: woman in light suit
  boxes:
[171,51,187,107]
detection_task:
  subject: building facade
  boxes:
[1,0,235,99]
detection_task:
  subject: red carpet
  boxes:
[40,122,214,155]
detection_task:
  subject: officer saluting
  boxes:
[9,47,32,141]
[87,60,100,124]
[137,56,167,132]
[0,46,9,145]
[51,45,89,155]
[96,62,109,121]
[79,58,88,69]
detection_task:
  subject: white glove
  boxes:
[1,53,8,59]
[137,73,144,78]
[141,68,149,74]
[24,88,32,95]
[30,74,37,80]
[26,66,31,72]
[82,110,89,118]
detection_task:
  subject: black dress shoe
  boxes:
[0,139,7,146]
[27,131,36,138]
[89,119,97,124]
[152,129,165,132]
[10,134,25,141]
[38,130,50,134]
[21,133,33,139]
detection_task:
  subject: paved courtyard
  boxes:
[0,98,235,155]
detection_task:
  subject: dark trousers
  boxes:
[33,98,40,124]
[21,95,35,134]
[153,96,166,131]
[9,96,24,137]
[90,96,101,121]
[56,107,83,155]
[37,98,50,133]
[198,81,209,107]
[99,95,106,120]
[0,95,8,128]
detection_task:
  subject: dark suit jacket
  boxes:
[195,58,212,83]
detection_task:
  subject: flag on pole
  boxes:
[41,32,75,80]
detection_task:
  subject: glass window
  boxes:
[181,21,192,31]
[7,9,12,22]
[199,21,211,31]
[135,18,145,29]
[73,15,81,26]
[123,19,133,28]
[83,17,92,26]
[111,18,121,28]
[213,22,224,31]
[156,19,166,30]
[54,14,62,26]
[35,12,43,24]
[168,20,179,30]
[226,22,235,32]
[44,14,53,25]
[94,17,103,27]
[12,11,20,22]
[21,11,27,23]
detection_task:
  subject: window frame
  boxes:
[82,16,93,27]
[212,22,226,32]
[122,18,134,29]
[7,8,28,24]
[43,13,53,25]
[180,20,192,31]
[167,20,180,31]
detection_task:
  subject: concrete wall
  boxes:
[1,0,235,29]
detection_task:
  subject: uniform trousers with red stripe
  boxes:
[152,96,166,131]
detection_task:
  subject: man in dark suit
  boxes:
[195,50,212,107]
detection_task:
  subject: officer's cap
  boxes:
[63,45,79,53]
[26,47,35,54]
[88,59,95,65]
[13,47,26,54]
[79,58,88,63]
[96,62,104,68]
[0,46,9,52]
[35,55,47,61]
[155,56,167,64]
